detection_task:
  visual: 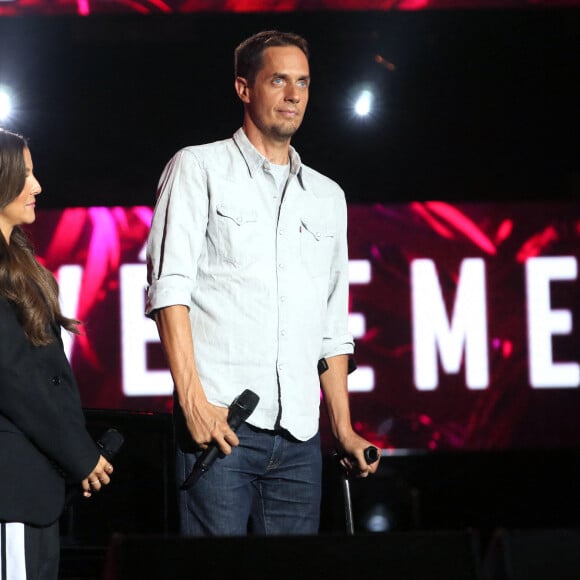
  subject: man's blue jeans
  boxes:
[176,423,322,536]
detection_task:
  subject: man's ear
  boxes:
[235,76,251,103]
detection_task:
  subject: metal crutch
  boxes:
[338,446,380,535]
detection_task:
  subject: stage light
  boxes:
[0,87,12,123]
[354,89,373,117]
[344,82,385,126]
[360,503,393,532]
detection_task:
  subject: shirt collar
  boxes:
[233,127,306,190]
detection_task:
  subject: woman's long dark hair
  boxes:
[0,128,80,345]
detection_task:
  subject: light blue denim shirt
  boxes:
[146,128,354,441]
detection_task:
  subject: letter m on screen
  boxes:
[411,258,489,390]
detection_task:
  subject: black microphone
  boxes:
[96,427,125,462]
[181,389,260,490]
[65,427,124,505]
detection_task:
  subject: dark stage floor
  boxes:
[57,410,580,580]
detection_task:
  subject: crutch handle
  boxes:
[364,446,381,464]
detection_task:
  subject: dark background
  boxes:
[0,8,578,208]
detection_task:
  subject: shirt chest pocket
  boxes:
[215,203,260,267]
[300,215,335,278]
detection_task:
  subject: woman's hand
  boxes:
[81,454,114,498]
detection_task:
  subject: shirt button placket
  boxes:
[277,223,289,386]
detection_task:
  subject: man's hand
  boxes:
[336,431,381,478]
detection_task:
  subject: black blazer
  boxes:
[0,296,99,526]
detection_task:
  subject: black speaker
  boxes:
[59,410,178,580]
[483,528,580,580]
[103,531,483,580]
[60,409,178,545]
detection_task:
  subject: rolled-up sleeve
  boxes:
[146,148,209,317]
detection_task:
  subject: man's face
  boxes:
[243,45,310,142]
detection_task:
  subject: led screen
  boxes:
[25,201,580,452]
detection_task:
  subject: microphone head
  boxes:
[97,428,125,460]
[231,389,260,422]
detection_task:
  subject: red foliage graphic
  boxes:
[0,0,579,16]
